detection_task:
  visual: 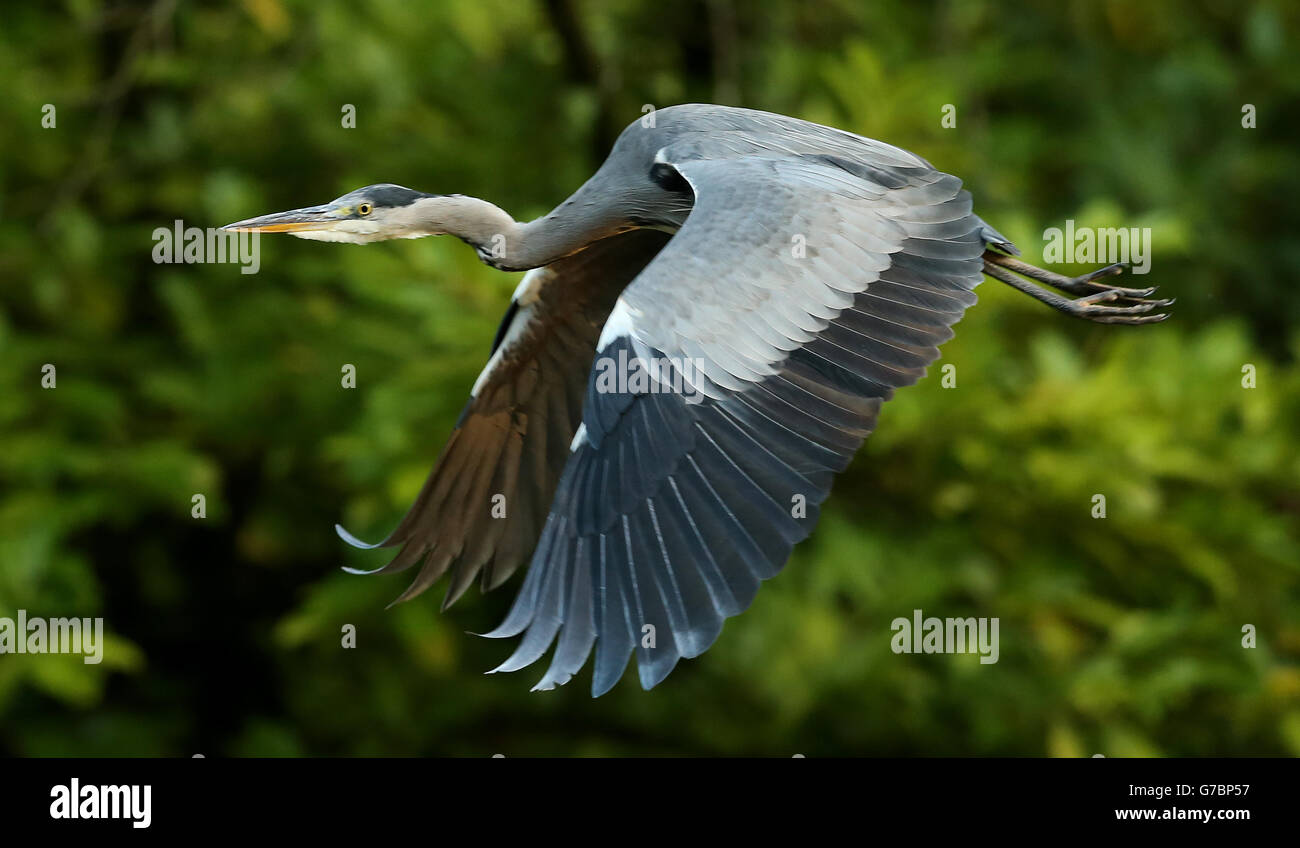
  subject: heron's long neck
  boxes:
[413,193,625,271]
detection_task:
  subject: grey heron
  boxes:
[224,104,1171,696]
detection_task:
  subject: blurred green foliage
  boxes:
[1,0,1298,756]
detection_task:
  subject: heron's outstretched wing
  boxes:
[339,229,672,608]
[485,144,1011,694]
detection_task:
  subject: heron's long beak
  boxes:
[221,204,341,233]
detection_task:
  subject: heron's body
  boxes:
[225,104,1168,695]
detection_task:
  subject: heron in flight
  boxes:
[224,104,1170,696]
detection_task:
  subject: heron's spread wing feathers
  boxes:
[487,144,995,694]
[340,230,672,608]
[624,154,985,397]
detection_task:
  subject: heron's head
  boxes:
[221,184,449,244]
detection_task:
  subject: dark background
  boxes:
[1,0,1297,756]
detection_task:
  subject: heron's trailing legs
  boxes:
[982,250,1172,325]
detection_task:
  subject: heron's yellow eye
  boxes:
[358,203,373,216]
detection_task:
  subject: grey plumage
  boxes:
[477,107,999,693]
[225,104,1169,696]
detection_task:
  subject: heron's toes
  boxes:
[1071,264,1163,300]
[1106,284,1159,298]
[1067,291,1173,324]
[1075,289,1122,306]
[1077,261,1129,284]
[1083,312,1171,325]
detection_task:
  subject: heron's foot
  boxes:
[1062,263,1174,322]
[982,251,1173,325]
[1052,262,1155,298]
[1057,288,1174,325]
[985,253,1164,298]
